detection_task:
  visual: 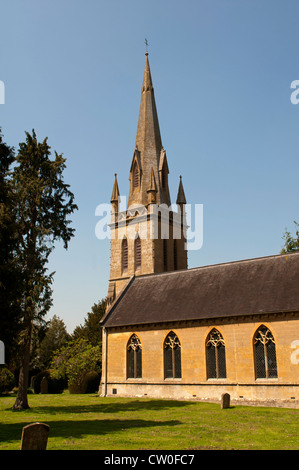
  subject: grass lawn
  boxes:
[0,392,298,450]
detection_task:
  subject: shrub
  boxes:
[0,368,15,393]
[32,370,66,394]
[68,371,101,394]
[82,371,101,394]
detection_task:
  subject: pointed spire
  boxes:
[142,53,154,92]
[176,175,186,205]
[111,173,120,203]
[128,53,166,207]
[135,52,162,156]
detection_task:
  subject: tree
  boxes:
[0,129,23,366]
[72,299,106,346]
[11,130,77,410]
[37,315,70,369]
[51,338,101,393]
[281,221,299,253]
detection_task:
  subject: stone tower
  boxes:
[106,53,188,308]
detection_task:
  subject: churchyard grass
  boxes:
[0,392,298,450]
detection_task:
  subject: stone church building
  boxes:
[100,53,299,407]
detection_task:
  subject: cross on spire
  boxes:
[144,38,149,54]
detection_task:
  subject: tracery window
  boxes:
[127,334,142,378]
[164,331,181,378]
[135,235,141,270]
[206,329,227,379]
[254,325,277,379]
[122,237,128,273]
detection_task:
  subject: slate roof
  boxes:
[101,252,299,328]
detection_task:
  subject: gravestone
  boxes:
[20,423,50,450]
[40,376,48,394]
[30,375,36,391]
[221,393,230,409]
[0,340,4,365]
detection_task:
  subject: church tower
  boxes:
[106,53,188,308]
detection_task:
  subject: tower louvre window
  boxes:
[174,240,177,270]
[122,238,128,272]
[135,235,141,270]
[133,164,139,189]
[162,167,166,189]
[163,239,167,271]
[206,329,227,379]
[254,325,277,379]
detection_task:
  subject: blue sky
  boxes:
[1,0,299,332]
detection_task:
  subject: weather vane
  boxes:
[145,38,149,53]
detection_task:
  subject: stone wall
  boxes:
[101,316,299,407]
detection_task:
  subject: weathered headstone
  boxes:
[30,375,36,391]
[221,393,230,409]
[40,376,48,394]
[0,340,4,365]
[20,423,50,450]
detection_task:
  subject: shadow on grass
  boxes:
[7,398,194,415]
[0,418,181,444]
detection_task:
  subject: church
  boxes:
[100,53,299,408]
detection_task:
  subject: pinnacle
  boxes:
[111,173,120,203]
[176,175,187,205]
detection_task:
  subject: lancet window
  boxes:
[254,325,277,379]
[122,237,128,273]
[164,331,181,379]
[206,329,227,379]
[133,164,139,189]
[163,239,167,271]
[135,235,141,270]
[127,334,142,378]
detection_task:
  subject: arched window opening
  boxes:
[254,325,277,379]
[127,334,142,378]
[174,240,178,270]
[206,329,227,379]
[133,164,139,189]
[122,237,128,273]
[161,162,167,190]
[135,235,141,270]
[164,331,181,378]
[163,239,167,271]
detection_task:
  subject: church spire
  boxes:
[128,53,169,207]
[135,52,162,155]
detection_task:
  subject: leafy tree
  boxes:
[281,221,299,253]
[11,130,77,410]
[37,315,70,369]
[51,338,101,393]
[0,129,22,366]
[72,299,106,346]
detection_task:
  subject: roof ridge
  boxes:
[133,251,299,281]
